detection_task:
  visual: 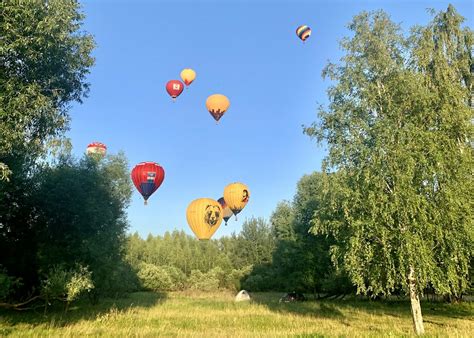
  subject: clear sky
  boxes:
[69,0,473,238]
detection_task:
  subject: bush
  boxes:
[66,266,94,303]
[242,274,265,291]
[137,263,173,291]
[40,265,94,311]
[100,262,141,297]
[188,270,219,291]
[320,270,354,296]
[162,266,187,291]
[0,268,21,301]
[242,264,276,291]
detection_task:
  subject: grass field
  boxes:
[0,291,472,337]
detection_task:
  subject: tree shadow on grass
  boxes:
[250,292,345,319]
[0,291,167,329]
[249,292,473,322]
[333,298,474,321]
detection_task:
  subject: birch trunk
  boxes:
[408,266,425,335]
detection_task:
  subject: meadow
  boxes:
[0,292,472,337]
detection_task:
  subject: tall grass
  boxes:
[0,292,472,337]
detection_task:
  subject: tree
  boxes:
[33,153,132,296]
[0,0,94,298]
[237,217,275,267]
[268,173,353,294]
[305,7,473,335]
[0,0,94,177]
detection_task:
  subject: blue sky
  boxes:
[69,0,473,238]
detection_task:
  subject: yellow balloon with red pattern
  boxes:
[180,68,196,87]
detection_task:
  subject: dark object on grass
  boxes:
[279,291,307,303]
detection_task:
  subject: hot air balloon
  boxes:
[166,80,184,101]
[296,25,311,42]
[86,142,107,157]
[223,182,250,220]
[180,68,196,88]
[218,197,234,226]
[206,94,230,123]
[186,198,223,240]
[131,162,165,205]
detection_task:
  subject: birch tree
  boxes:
[305,6,473,335]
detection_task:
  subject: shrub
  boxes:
[40,265,94,312]
[162,266,187,291]
[137,263,173,291]
[0,268,21,301]
[188,270,219,291]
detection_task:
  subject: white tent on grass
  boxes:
[235,290,251,302]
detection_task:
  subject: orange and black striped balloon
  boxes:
[296,25,311,42]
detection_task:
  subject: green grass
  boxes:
[0,291,472,337]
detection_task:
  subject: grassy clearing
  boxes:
[0,291,472,337]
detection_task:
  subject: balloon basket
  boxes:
[144,200,148,206]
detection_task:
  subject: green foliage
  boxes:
[243,173,353,295]
[40,265,93,303]
[0,0,99,303]
[66,266,94,303]
[137,264,173,292]
[0,163,11,182]
[305,6,473,298]
[0,268,21,301]
[0,151,133,302]
[33,154,133,295]
[136,264,186,292]
[188,270,220,291]
[225,266,253,291]
[162,266,187,291]
[242,264,276,291]
[234,217,275,268]
[104,261,141,296]
[125,218,278,292]
[0,0,95,163]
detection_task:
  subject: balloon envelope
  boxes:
[180,68,196,87]
[223,182,250,217]
[86,142,107,156]
[206,94,230,122]
[166,80,184,100]
[218,197,234,225]
[296,25,311,41]
[186,198,223,240]
[131,162,165,204]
